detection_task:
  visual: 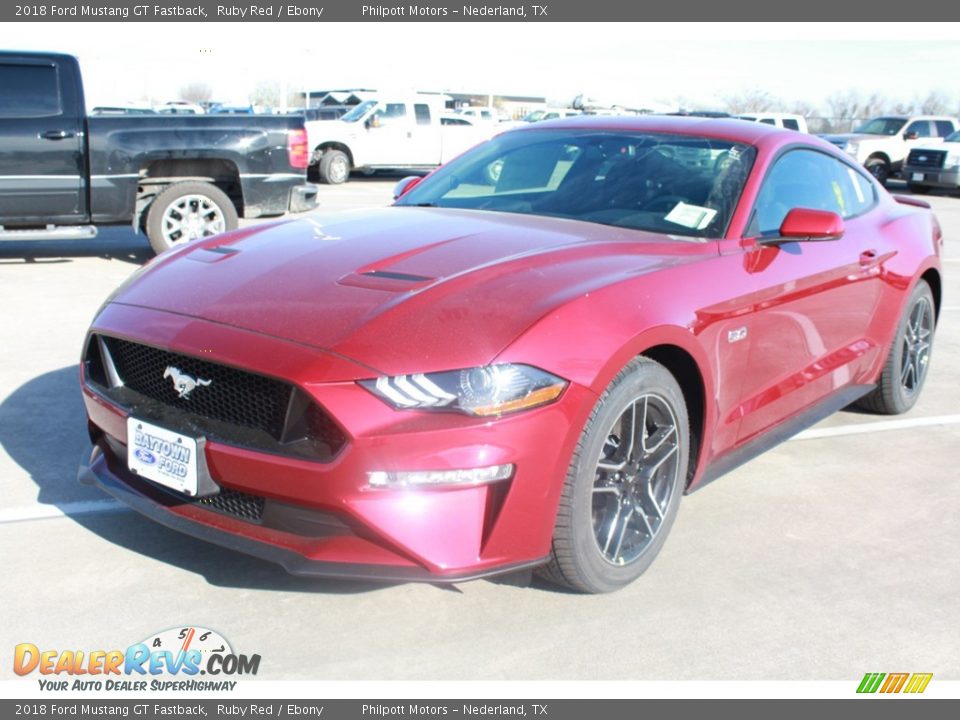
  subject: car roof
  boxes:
[511,114,809,146]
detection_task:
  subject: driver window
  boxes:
[752,149,848,235]
[372,103,407,126]
[905,121,932,138]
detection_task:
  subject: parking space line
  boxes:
[794,414,960,441]
[0,499,126,525]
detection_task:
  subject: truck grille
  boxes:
[85,335,346,461]
[906,149,946,169]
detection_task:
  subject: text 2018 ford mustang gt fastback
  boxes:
[79,117,942,593]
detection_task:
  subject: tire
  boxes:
[319,149,350,184]
[906,183,931,195]
[539,357,689,593]
[857,280,935,415]
[865,157,890,186]
[145,182,238,255]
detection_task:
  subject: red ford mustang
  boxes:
[79,117,942,593]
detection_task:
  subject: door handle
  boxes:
[859,249,878,266]
[40,130,75,140]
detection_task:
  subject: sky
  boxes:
[7,22,960,112]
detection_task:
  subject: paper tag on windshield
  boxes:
[664,202,718,230]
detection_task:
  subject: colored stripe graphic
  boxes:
[857,673,885,693]
[880,673,909,693]
[904,673,933,694]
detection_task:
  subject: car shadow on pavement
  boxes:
[0,365,399,595]
[0,226,151,266]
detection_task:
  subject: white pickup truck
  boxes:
[821,115,960,185]
[902,130,960,195]
[306,96,495,184]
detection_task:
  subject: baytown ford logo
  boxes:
[13,626,260,692]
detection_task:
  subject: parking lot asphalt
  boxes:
[1,179,957,682]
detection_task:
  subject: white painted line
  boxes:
[0,499,126,525]
[943,306,960,311]
[794,414,960,441]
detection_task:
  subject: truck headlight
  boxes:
[360,363,567,417]
[946,151,960,167]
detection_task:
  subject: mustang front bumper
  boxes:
[79,306,595,582]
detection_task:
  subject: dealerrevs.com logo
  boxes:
[14,626,260,692]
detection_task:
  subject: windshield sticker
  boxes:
[664,202,718,231]
[831,181,846,213]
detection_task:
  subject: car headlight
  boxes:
[360,363,567,417]
[844,141,860,156]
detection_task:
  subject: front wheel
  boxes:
[865,157,890,186]
[144,182,238,255]
[539,358,689,593]
[857,280,935,415]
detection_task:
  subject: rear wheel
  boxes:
[144,182,238,255]
[858,280,935,414]
[539,358,689,594]
[319,149,350,184]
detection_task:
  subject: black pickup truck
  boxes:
[0,51,317,254]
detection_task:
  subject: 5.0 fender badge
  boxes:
[164,366,212,399]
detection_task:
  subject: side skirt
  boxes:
[691,383,876,492]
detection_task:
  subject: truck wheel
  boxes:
[865,157,890,186]
[145,182,238,255]
[319,150,350,184]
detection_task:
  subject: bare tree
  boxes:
[722,89,779,115]
[250,81,280,110]
[788,99,819,117]
[916,90,951,115]
[178,82,214,104]
[824,90,861,122]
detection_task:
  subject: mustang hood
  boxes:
[110,208,710,374]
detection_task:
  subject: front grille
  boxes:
[906,149,946,169]
[105,337,291,439]
[86,335,346,461]
[195,487,265,522]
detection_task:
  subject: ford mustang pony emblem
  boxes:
[163,366,212,399]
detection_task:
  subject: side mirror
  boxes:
[903,131,919,140]
[393,176,422,200]
[777,208,845,242]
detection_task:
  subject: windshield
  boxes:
[341,100,377,123]
[395,129,756,239]
[523,110,546,122]
[854,117,906,135]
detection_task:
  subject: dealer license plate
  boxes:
[912,172,925,181]
[127,417,199,496]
